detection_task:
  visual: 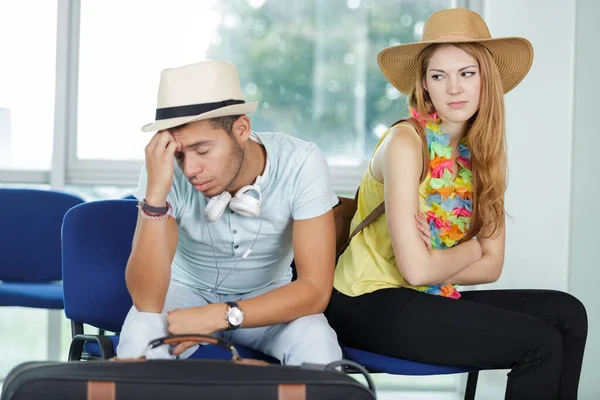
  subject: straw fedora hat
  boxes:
[377,8,534,95]
[141,60,258,132]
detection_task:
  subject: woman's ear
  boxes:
[423,78,429,92]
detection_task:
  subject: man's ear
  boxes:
[232,115,251,143]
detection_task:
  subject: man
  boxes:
[117,60,342,365]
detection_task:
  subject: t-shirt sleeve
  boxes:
[291,144,339,220]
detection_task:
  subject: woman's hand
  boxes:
[415,212,433,250]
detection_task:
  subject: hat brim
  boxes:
[141,101,259,132]
[377,37,534,95]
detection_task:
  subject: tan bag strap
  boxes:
[336,117,428,259]
[111,334,270,366]
[87,381,115,400]
[278,384,307,400]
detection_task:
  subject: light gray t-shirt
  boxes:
[134,131,338,294]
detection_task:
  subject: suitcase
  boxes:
[1,334,376,400]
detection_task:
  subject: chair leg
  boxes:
[464,371,479,400]
[68,334,115,361]
[71,321,84,337]
[68,336,85,361]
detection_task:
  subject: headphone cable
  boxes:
[208,215,263,293]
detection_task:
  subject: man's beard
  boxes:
[207,140,245,198]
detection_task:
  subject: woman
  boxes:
[326,8,587,399]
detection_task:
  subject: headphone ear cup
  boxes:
[229,194,261,218]
[229,184,262,218]
[205,192,232,222]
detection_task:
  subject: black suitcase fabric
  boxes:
[1,335,376,400]
[1,359,375,400]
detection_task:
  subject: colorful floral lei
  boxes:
[411,110,472,299]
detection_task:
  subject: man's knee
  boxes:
[280,314,342,365]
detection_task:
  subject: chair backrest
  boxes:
[62,199,138,333]
[0,188,85,282]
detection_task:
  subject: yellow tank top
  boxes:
[333,123,430,297]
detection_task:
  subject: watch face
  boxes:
[228,308,244,326]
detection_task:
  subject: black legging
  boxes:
[326,287,587,399]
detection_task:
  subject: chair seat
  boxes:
[84,335,279,364]
[0,282,64,309]
[343,347,478,376]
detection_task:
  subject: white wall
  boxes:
[0,109,11,165]
[471,1,600,399]
[487,0,576,292]
[568,0,600,398]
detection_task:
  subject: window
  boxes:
[76,0,222,162]
[63,184,136,201]
[0,1,57,171]
[206,0,452,163]
[74,0,453,192]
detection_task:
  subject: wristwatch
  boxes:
[225,302,244,330]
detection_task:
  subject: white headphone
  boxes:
[204,157,270,222]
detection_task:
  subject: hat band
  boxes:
[155,99,246,120]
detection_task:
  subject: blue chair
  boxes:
[342,347,480,399]
[61,199,277,363]
[291,261,480,399]
[0,188,85,310]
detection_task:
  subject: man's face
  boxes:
[171,119,244,198]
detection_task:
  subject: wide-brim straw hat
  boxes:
[377,8,534,95]
[141,60,258,132]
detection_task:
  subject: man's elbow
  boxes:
[300,279,332,314]
[128,287,166,313]
[319,290,333,313]
[125,264,166,313]
[308,287,331,314]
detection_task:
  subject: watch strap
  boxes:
[141,199,169,214]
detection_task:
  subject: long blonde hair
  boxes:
[409,42,506,240]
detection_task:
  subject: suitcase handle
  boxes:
[148,334,242,361]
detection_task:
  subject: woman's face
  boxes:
[424,44,481,126]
